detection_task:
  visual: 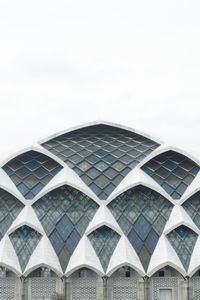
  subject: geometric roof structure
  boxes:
[41,124,160,200]
[141,150,200,200]
[2,150,63,200]
[0,121,199,277]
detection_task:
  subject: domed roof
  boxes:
[0,121,199,276]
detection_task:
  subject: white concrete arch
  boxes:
[38,120,163,146]
[0,143,66,169]
[31,167,101,206]
[66,265,102,278]
[23,264,62,278]
[188,266,200,278]
[147,235,186,277]
[163,205,199,235]
[85,204,123,236]
[105,168,175,206]
[0,169,25,205]
[0,235,22,276]
[0,264,20,277]
[106,235,145,277]
[107,263,143,277]
[65,235,104,277]
[179,172,200,205]
[7,205,45,236]
[138,144,200,169]
[188,235,200,277]
[136,144,200,203]
[148,262,186,277]
[0,144,67,203]
[23,236,63,278]
[0,263,21,277]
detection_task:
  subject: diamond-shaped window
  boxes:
[9,225,41,272]
[108,185,173,271]
[41,124,160,200]
[32,185,99,272]
[166,225,197,271]
[88,226,120,271]
[141,151,200,200]
[0,189,24,240]
[3,151,63,200]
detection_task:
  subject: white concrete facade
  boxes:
[0,121,199,299]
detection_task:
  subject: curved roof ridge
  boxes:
[38,121,163,145]
[85,204,123,236]
[106,235,145,276]
[139,144,200,169]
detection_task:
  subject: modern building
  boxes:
[0,121,200,300]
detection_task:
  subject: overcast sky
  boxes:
[0,0,200,160]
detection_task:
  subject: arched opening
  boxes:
[191,270,200,277]
[2,150,63,200]
[109,265,139,278]
[107,185,173,272]
[70,267,98,279]
[67,268,98,300]
[182,191,200,229]
[189,269,200,299]
[107,266,140,300]
[33,185,99,273]
[24,267,58,300]
[151,265,182,278]
[0,266,17,299]
[27,266,57,278]
[0,266,17,278]
[141,150,199,200]
[149,266,182,300]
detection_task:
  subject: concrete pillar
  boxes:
[65,277,72,300]
[56,277,65,295]
[102,276,108,300]
[179,277,188,300]
[143,276,149,300]
[97,276,104,300]
[15,277,23,300]
[188,277,193,300]
[138,277,145,300]
[107,277,113,300]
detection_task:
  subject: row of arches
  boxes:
[2,262,200,279]
[0,265,199,300]
[1,183,200,276]
[2,124,200,206]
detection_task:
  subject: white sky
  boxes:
[1,0,200,160]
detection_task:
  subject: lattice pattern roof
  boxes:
[0,122,200,276]
[3,151,63,200]
[182,192,200,229]
[141,151,200,200]
[88,226,120,271]
[108,185,173,271]
[42,124,159,199]
[9,225,41,272]
[32,185,99,271]
[166,225,198,271]
[0,189,24,240]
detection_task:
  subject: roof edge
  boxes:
[38,120,163,145]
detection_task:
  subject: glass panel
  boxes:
[182,192,200,229]
[42,124,160,200]
[167,225,197,270]
[142,151,200,200]
[33,185,99,271]
[9,225,41,271]
[108,185,173,271]
[88,226,120,271]
[3,151,63,200]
